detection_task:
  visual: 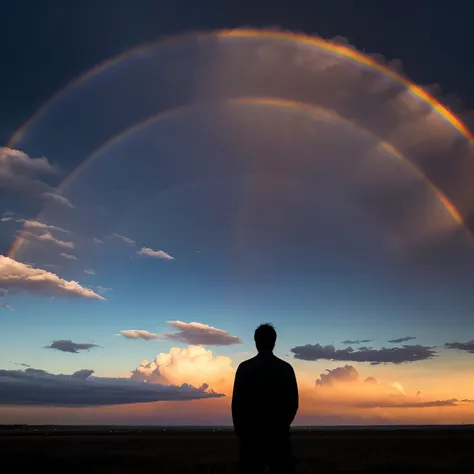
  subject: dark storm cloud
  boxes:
[291,343,436,364]
[71,369,94,379]
[162,321,243,346]
[444,341,474,353]
[0,369,224,407]
[316,365,359,386]
[388,336,416,343]
[341,339,372,345]
[45,340,99,354]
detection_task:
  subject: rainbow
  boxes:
[8,28,473,148]
[8,97,464,259]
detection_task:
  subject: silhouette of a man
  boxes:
[232,323,299,474]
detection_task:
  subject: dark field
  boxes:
[2,426,474,473]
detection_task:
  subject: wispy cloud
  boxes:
[341,339,372,345]
[0,256,104,300]
[93,238,103,244]
[120,330,159,341]
[60,253,78,260]
[162,321,242,346]
[45,340,99,354]
[0,368,223,406]
[84,269,95,275]
[23,231,74,249]
[137,247,174,260]
[41,192,74,208]
[388,336,416,343]
[112,233,135,245]
[96,286,112,295]
[291,343,436,364]
[21,219,68,233]
[0,302,14,311]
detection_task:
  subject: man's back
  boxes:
[232,352,299,439]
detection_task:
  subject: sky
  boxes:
[1,1,474,426]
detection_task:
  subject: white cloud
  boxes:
[162,321,243,346]
[0,256,104,300]
[112,233,135,245]
[137,247,174,260]
[130,345,235,395]
[84,269,95,275]
[93,238,103,244]
[120,330,159,341]
[23,231,75,249]
[0,303,14,311]
[60,253,78,260]
[0,368,223,406]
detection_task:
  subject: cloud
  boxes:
[41,192,74,208]
[60,253,78,260]
[0,302,14,311]
[388,336,416,343]
[23,231,75,249]
[120,330,159,341]
[0,256,104,300]
[84,269,95,274]
[137,247,174,260]
[0,368,224,407]
[310,365,461,412]
[130,345,235,395]
[96,286,112,295]
[0,147,56,191]
[21,220,69,233]
[112,233,135,245]
[162,321,243,346]
[445,341,474,353]
[45,340,99,354]
[291,343,436,364]
[93,238,104,244]
[316,365,359,386]
[71,369,94,379]
[0,149,76,209]
[354,398,459,408]
[341,339,372,345]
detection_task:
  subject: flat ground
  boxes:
[2,426,474,473]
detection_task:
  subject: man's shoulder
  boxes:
[237,356,258,370]
[274,356,295,372]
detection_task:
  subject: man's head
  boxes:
[254,323,277,352]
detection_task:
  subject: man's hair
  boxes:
[254,323,277,352]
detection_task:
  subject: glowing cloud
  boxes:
[130,345,235,395]
[0,256,104,300]
[137,247,174,260]
[120,330,159,341]
[163,321,243,346]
